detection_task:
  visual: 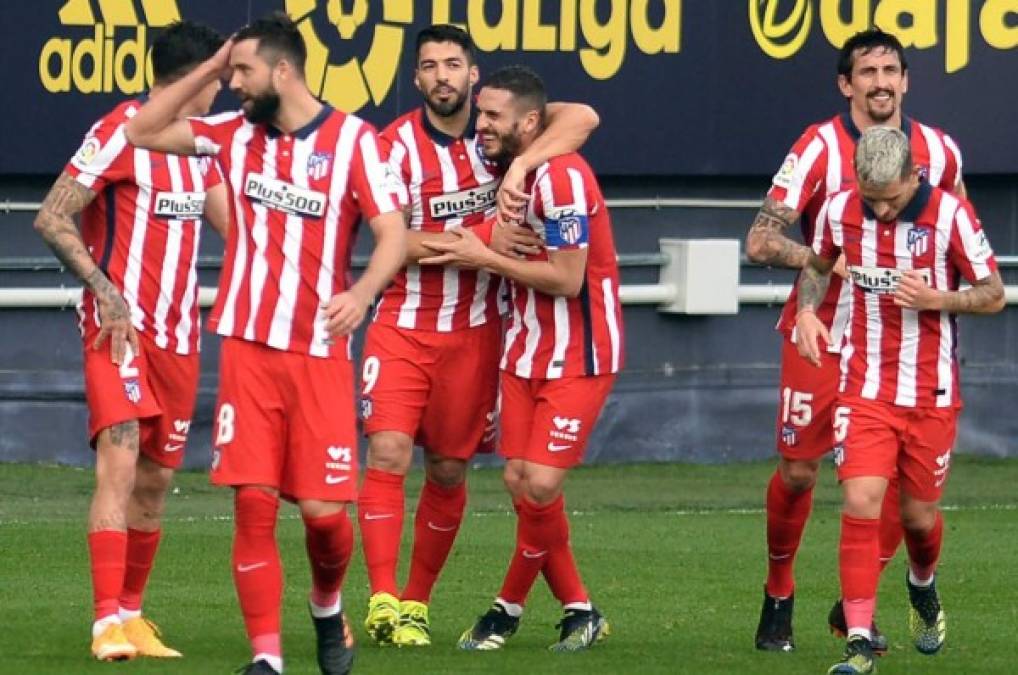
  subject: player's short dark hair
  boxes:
[151,21,223,85]
[837,28,908,78]
[483,65,547,116]
[234,11,307,74]
[416,24,476,64]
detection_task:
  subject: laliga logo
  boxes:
[39,0,180,94]
[749,0,812,60]
[286,0,413,113]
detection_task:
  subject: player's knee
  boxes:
[425,456,466,488]
[778,458,819,492]
[297,498,347,521]
[523,475,563,506]
[842,486,884,519]
[502,463,525,499]
[367,432,413,473]
[899,500,938,535]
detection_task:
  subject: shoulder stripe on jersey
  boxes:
[817,122,842,197]
[781,135,825,210]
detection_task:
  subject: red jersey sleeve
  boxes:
[939,134,964,193]
[349,125,401,221]
[64,113,134,193]
[533,161,593,251]
[949,198,997,283]
[187,111,243,157]
[811,193,843,262]
[766,125,829,214]
[377,126,410,210]
[201,156,223,189]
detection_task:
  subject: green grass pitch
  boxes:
[2,456,1016,674]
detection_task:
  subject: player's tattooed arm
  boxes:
[34,171,139,364]
[745,196,811,269]
[896,269,1005,314]
[797,252,836,313]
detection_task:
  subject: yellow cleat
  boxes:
[122,616,183,658]
[364,592,400,646]
[393,601,431,647]
[91,622,138,661]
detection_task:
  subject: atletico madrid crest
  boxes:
[307,151,333,181]
[907,226,929,257]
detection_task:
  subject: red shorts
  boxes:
[82,332,199,469]
[775,335,840,462]
[835,396,957,502]
[360,321,501,459]
[499,372,615,469]
[210,337,358,501]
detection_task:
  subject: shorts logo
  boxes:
[326,446,352,479]
[833,443,845,467]
[934,449,952,487]
[211,448,221,470]
[163,443,183,453]
[907,226,929,257]
[781,424,798,447]
[360,395,373,420]
[327,446,352,463]
[547,442,572,452]
[307,151,333,181]
[174,419,191,435]
[123,378,141,404]
[550,416,581,443]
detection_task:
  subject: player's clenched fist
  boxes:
[795,308,831,368]
[324,288,372,337]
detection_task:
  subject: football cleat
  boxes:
[907,574,946,655]
[755,589,795,652]
[235,659,279,674]
[828,599,888,655]
[122,616,182,658]
[458,603,520,651]
[91,622,138,661]
[310,606,355,675]
[827,635,875,674]
[364,592,400,646]
[549,606,610,652]
[393,600,431,647]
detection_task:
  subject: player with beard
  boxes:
[746,29,965,654]
[125,12,406,675]
[421,65,623,653]
[358,24,601,648]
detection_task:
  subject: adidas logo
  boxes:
[39,0,181,95]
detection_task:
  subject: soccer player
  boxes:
[746,29,966,652]
[32,21,225,662]
[796,126,1004,674]
[421,65,623,652]
[125,12,406,675]
[359,24,600,647]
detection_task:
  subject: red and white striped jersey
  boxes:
[501,153,624,379]
[373,108,504,331]
[188,105,398,358]
[813,183,997,408]
[67,99,221,355]
[768,113,963,351]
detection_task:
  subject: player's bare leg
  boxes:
[88,422,140,661]
[756,456,817,651]
[829,476,886,674]
[119,454,181,657]
[899,492,946,655]
[359,430,413,644]
[395,454,468,647]
[299,499,355,675]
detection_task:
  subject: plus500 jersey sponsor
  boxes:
[244,173,327,218]
[428,181,498,220]
[153,191,205,220]
[849,266,931,294]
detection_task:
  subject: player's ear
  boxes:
[468,63,479,87]
[900,69,909,95]
[836,74,852,99]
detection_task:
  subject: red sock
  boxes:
[540,496,588,606]
[303,510,354,609]
[878,477,904,571]
[402,480,466,603]
[88,530,128,621]
[905,511,943,581]
[233,487,282,655]
[118,528,161,612]
[839,514,880,632]
[357,468,405,596]
[764,470,813,598]
[498,497,557,605]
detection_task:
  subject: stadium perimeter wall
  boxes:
[2,174,1016,467]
